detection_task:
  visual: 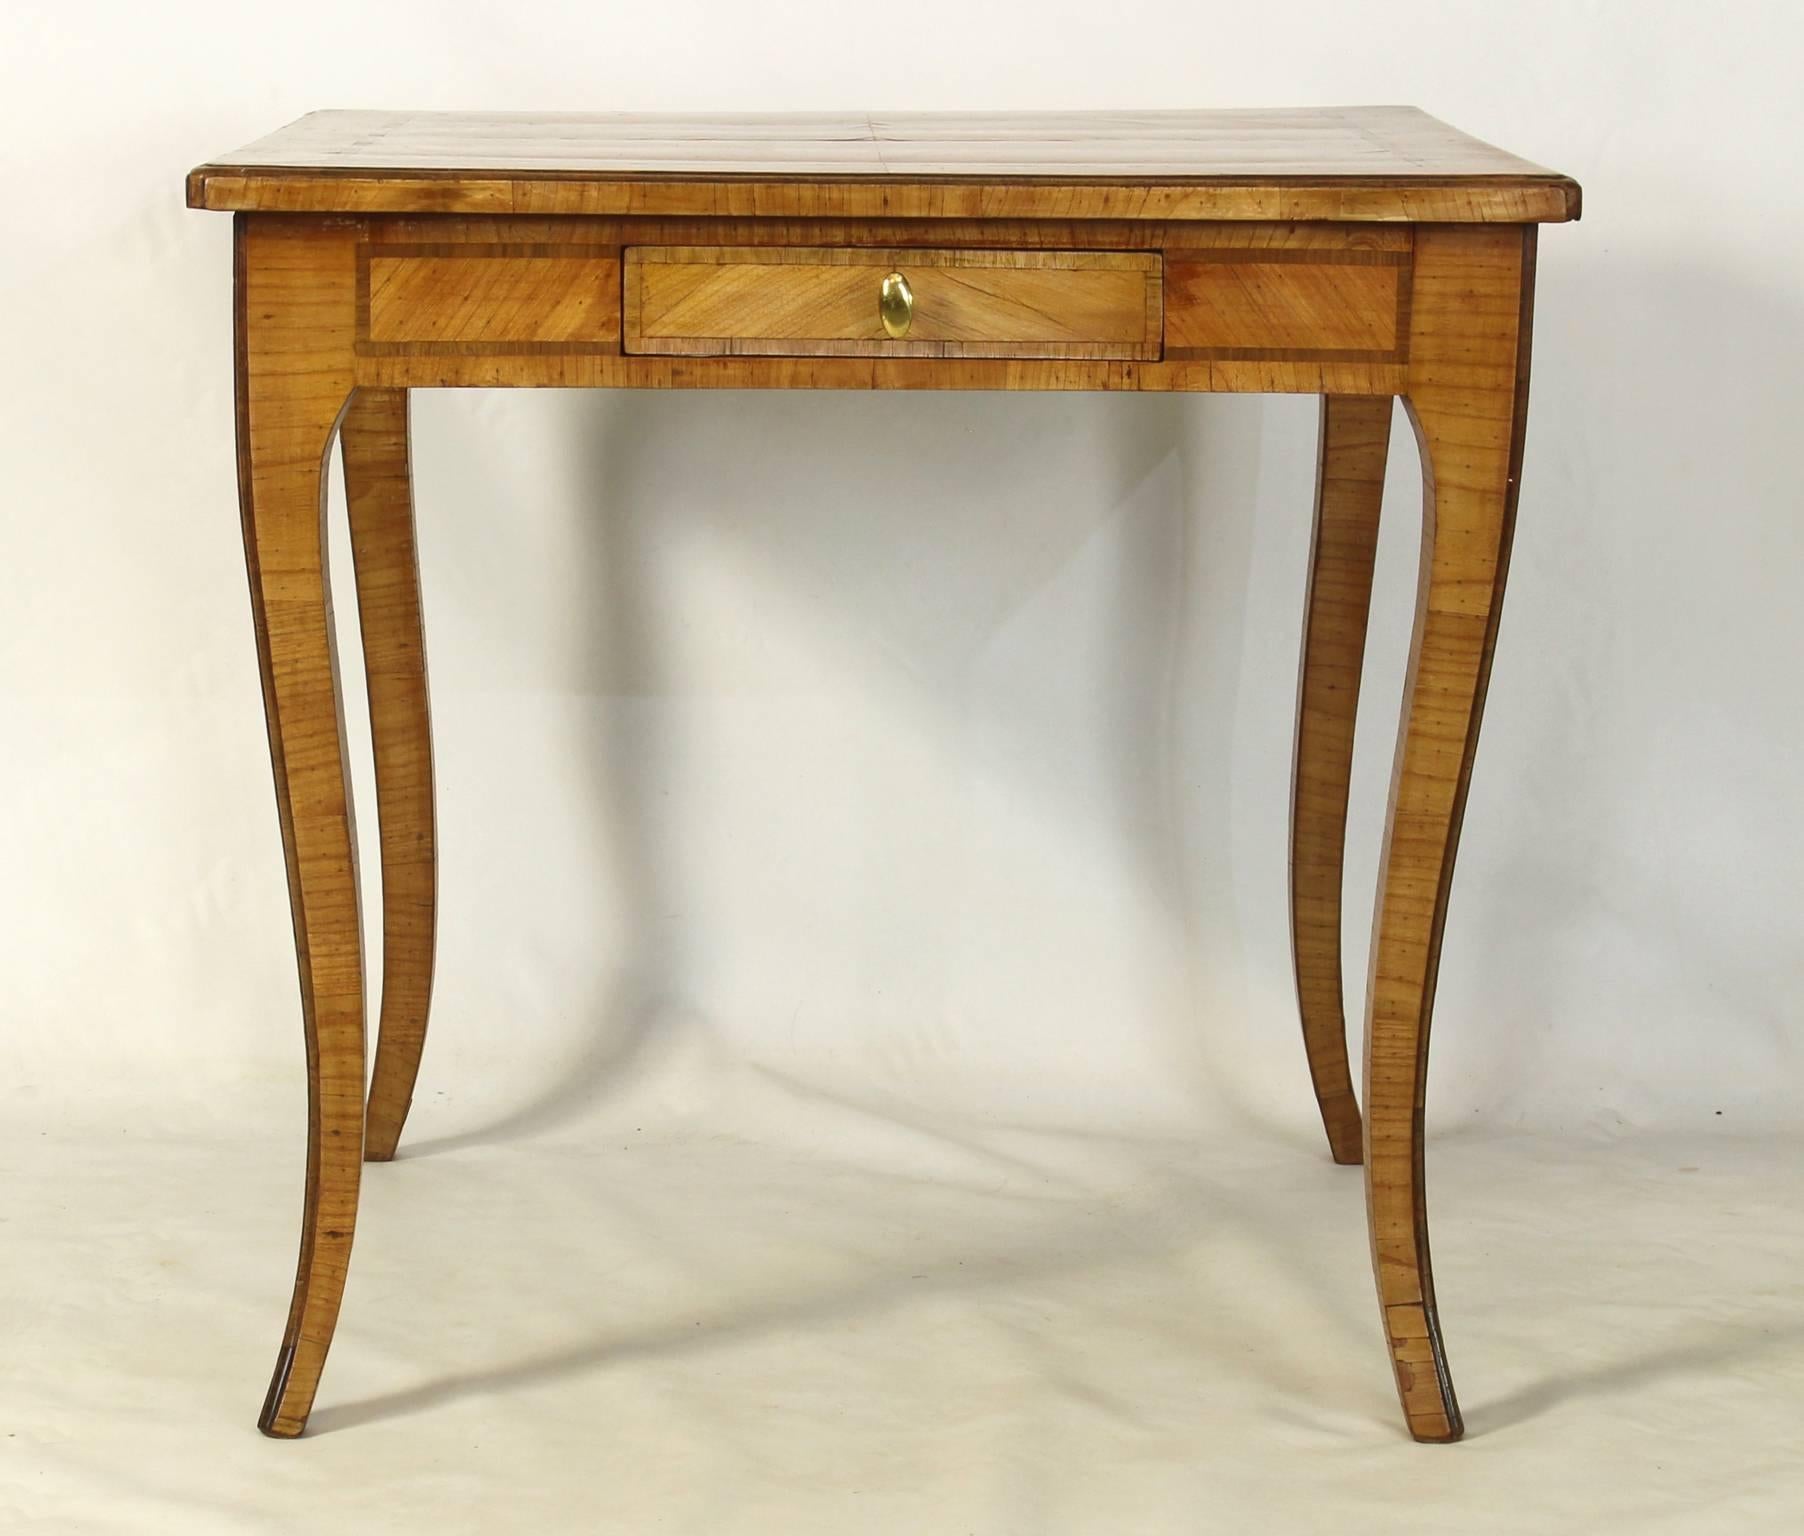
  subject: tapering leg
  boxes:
[1365,225,1535,1443]
[343,389,437,1163]
[1291,394,1391,1165]
[235,215,364,1437]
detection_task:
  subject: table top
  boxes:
[187,108,1580,224]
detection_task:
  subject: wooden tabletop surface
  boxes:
[188,108,1580,223]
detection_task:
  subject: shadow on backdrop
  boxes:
[401,387,1275,1157]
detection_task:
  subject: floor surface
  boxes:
[6,1094,1800,1533]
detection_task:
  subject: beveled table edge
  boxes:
[186,167,1581,224]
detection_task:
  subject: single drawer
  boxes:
[624,246,1162,360]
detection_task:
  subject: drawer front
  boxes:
[624,247,1162,359]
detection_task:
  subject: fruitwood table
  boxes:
[187,109,1579,1442]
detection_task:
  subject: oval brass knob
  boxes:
[878,270,914,339]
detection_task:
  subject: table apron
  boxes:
[310,214,1420,394]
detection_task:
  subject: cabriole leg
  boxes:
[236,215,363,1438]
[1366,224,1535,1442]
[343,388,437,1163]
[1291,392,1391,1164]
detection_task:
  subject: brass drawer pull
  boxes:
[878,270,914,339]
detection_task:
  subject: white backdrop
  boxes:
[4,4,1803,1532]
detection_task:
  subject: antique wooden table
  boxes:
[187,109,1580,1442]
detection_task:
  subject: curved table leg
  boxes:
[1291,393,1391,1165]
[343,389,437,1163]
[236,216,363,1438]
[1366,224,1535,1443]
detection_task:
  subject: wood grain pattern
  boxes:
[338,215,1421,386]
[1165,253,1408,361]
[1365,222,1536,1443]
[342,389,436,1164]
[625,246,1160,359]
[1291,394,1391,1166]
[362,214,1414,253]
[187,108,1581,223]
[363,245,621,353]
[352,348,1406,396]
[233,214,363,1438]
